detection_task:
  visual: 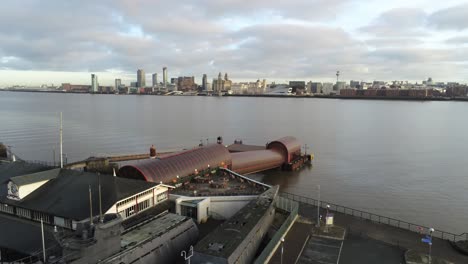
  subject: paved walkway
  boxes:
[298,203,468,263]
[296,236,343,264]
[268,222,311,264]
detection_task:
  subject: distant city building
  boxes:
[163,67,168,88]
[322,83,334,95]
[130,81,138,88]
[152,73,158,87]
[350,80,360,88]
[137,69,145,87]
[61,83,90,93]
[289,81,306,94]
[335,81,346,91]
[91,74,99,93]
[202,74,207,91]
[115,79,122,90]
[177,76,196,91]
[212,72,232,93]
[310,82,323,94]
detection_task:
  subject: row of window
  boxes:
[0,204,14,214]
[116,188,155,208]
[0,204,74,229]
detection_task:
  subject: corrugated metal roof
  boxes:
[227,144,266,153]
[267,136,301,163]
[118,144,232,183]
[231,150,284,175]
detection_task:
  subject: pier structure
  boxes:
[117,136,312,184]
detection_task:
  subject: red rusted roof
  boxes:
[267,136,301,163]
[231,150,284,175]
[118,144,232,183]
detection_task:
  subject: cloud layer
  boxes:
[0,0,468,85]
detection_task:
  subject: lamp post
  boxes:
[429,228,434,264]
[317,185,321,228]
[181,245,194,264]
[280,237,285,264]
[326,204,330,218]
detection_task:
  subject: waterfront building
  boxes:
[91,74,99,93]
[115,79,122,91]
[350,80,360,88]
[137,69,145,87]
[322,82,334,95]
[289,81,306,94]
[0,161,199,263]
[202,74,207,91]
[335,81,346,91]
[163,67,168,88]
[152,73,158,87]
[177,76,196,91]
[212,72,232,93]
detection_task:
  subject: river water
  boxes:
[0,91,467,234]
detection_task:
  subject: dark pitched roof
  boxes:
[10,168,61,186]
[0,161,53,184]
[1,169,157,220]
[0,161,53,197]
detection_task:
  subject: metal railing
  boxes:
[254,197,299,264]
[280,191,468,242]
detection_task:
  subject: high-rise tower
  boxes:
[202,74,207,90]
[152,73,158,86]
[91,74,99,93]
[163,67,168,88]
[137,69,145,87]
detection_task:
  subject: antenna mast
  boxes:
[98,175,103,223]
[60,112,63,168]
[89,185,94,226]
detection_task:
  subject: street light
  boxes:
[181,245,194,264]
[326,204,330,217]
[280,237,285,264]
[317,185,321,228]
[429,228,434,264]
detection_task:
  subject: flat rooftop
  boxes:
[194,187,278,259]
[121,212,190,248]
[171,170,268,197]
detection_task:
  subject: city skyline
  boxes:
[1,0,468,86]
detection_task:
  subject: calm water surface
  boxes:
[0,91,467,234]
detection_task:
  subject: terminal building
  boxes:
[0,161,198,263]
[118,136,309,184]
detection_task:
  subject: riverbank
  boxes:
[2,89,468,102]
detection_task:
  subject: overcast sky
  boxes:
[1,0,468,86]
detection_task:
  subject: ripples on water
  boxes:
[0,91,467,234]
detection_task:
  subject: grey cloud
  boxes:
[360,8,427,37]
[428,3,468,30]
[0,0,467,83]
[445,36,468,44]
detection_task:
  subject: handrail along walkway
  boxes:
[280,191,468,242]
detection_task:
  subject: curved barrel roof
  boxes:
[118,144,232,183]
[231,150,284,175]
[267,136,301,163]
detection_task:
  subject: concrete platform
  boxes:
[298,203,468,263]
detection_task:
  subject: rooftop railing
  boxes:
[279,191,468,242]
